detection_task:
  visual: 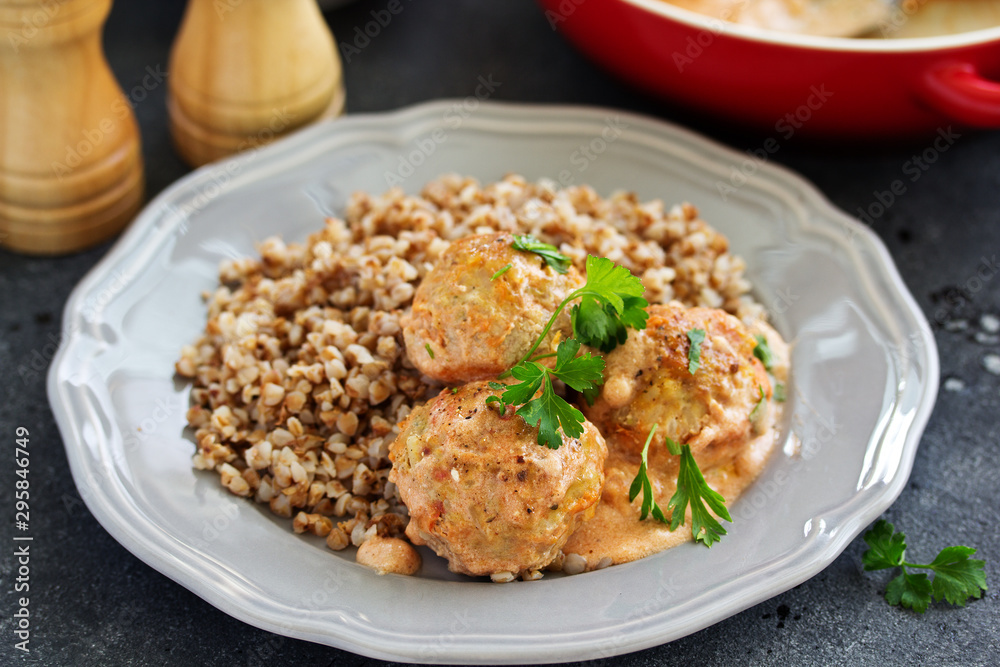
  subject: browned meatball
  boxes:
[388,381,607,579]
[583,302,771,471]
[401,232,584,383]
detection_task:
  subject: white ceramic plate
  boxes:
[49,101,938,664]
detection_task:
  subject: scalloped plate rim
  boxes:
[48,100,939,664]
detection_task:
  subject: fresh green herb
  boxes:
[665,437,732,546]
[511,235,571,274]
[493,255,646,446]
[449,387,460,394]
[749,385,766,423]
[628,425,666,522]
[491,263,513,281]
[491,338,604,449]
[753,334,774,371]
[425,344,435,359]
[627,427,731,547]
[687,328,706,374]
[566,256,649,353]
[773,382,786,403]
[667,438,733,547]
[502,255,648,373]
[862,519,987,613]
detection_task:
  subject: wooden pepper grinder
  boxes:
[0,0,144,255]
[168,0,345,167]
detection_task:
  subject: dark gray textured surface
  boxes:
[1,1,998,665]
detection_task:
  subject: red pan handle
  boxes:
[921,61,1000,127]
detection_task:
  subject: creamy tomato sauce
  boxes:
[564,321,789,570]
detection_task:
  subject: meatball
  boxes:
[389,381,607,578]
[583,302,770,471]
[401,232,584,383]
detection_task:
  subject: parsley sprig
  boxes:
[753,334,774,371]
[687,328,706,374]
[491,263,512,281]
[569,256,649,353]
[491,255,647,448]
[488,338,604,449]
[511,235,571,274]
[753,334,786,402]
[664,436,732,546]
[863,519,987,613]
[500,255,648,372]
[749,385,766,423]
[629,425,667,522]
[629,427,732,547]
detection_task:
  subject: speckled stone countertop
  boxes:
[1,1,998,665]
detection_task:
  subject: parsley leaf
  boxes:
[753,334,774,371]
[666,440,732,546]
[886,572,934,614]
[628,425,667,522]
[749,385,766,424]
[505,255,649,371]
[491,263,512,281]
[687,328,706,374]
[862,519,987,612]
[930,546,988,606]
[576,255,646,313]
[516,377,586,449]
[504,362,547,405]
[862,519,906,570]
[493,255,643,446]
[571,299,618,351]
[572,296,649,353]
[511,235,571,274]
[628,427,732,547]
[550,338,605,392]
[493,339,605,449]
[569,256,649,352]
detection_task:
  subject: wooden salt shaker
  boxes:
[168,0,346,167]
[0,0,144,255]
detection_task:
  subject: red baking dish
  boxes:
[538,0,1000,140]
